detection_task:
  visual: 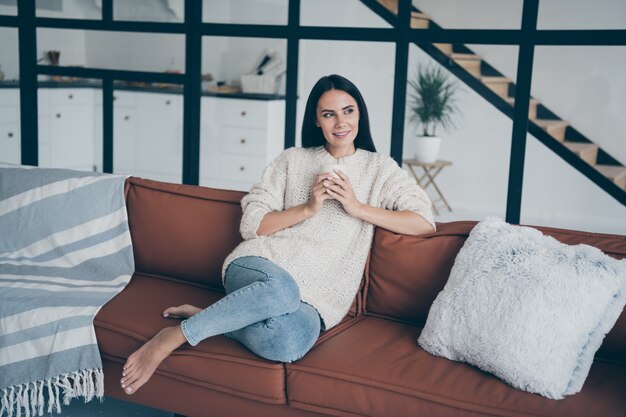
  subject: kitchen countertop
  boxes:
[0,80,287,101]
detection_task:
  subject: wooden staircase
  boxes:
[370,0,626,197]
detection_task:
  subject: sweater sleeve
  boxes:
[239,149,290,240]
[378,158,436,230]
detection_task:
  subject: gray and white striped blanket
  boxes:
[0,165,134,417]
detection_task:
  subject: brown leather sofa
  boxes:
[94,177,626,417]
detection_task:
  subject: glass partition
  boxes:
[112,86,184,183]
[0,0,17,16]
[521,46,626,233]
[37,76,101,172]
[538,0,626,30]
[405,43,518,221]
[113,0,184,23]
[36,29,185,74]
[199,36,287,192]
[201,36,287,95]
[203,0,288,25]
[36,0,101,19]
[300,0,391,28]
[411,0,522,30]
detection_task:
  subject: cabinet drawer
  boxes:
[0,106,18,124]
[221,155,266,183]
[220,127,267,156]
[0,124,20,164]
[0,90,19,106]
[50,89,91,105]
[220,99,268,128]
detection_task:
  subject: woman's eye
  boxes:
[322,113,334,118]
[345,108,354,115]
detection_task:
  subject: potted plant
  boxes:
[407,64,460,163]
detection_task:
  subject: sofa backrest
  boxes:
[125,178,245,290]
[366,221,626,363]
[124,177,361,315]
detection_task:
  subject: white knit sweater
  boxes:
[222,146,435,330]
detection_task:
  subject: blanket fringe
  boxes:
[0,368,104,417]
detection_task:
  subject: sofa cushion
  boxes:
[286,317,626,417]
[418,217,626,399]
[367,221,626,364]
[126,178,245,289]
[94,273,288,404]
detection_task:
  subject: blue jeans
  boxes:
[181,256,321,363]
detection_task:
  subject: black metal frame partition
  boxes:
[3,0,626,224]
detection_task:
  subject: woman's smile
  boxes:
[333,130,351,139]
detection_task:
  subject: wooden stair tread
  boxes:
[595,165,626,180]
[481,76,510,84]
[377,0,398,14]
[411,11,429,19]
[450,53,481,61]
[434,43,453,53]
[505,97,540,105]
[563,142,598,152]
[532,119,569,128]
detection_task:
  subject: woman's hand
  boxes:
[305,173,336,215]
[323,170,364,218]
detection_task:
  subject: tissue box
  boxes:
[241,74,277,94]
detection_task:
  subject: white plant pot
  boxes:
[414,136,441,163]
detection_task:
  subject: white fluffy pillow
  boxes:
[418,217,626,399]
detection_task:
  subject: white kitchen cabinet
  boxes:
[37,89,51,167]
[111,91,183,183]
[0,89,20,164]
[199,96,285,191]
[112,91,136,176]
[134,92,183,183]
[46,89,95,171]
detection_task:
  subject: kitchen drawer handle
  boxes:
[239,166,246,172]
[240,138,246,144]
[240,111,247,117]
[124,115,130,121]
[113,96,118,101]
[8,132,13,138]
[68,94,74,100]
[56,113,61,118]
[166,100,171,106]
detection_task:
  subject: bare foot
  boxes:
[120,325,187,395]
[162,304,202,319]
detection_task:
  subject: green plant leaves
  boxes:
[408,65,460,137]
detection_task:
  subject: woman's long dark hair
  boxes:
[301,74,377,152]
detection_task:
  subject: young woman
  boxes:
[120,74,435,395]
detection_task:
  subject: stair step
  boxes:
[453,54,482,77]
[595,165,626,190]
[563,142,599,165]
[505,97,540,119]
[378,0,398,14]
[411,12,429,29]
[481,76,510,97]
[450,53,481,61]
[434,43,453,54]
[532,119,569,141]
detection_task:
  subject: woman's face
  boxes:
[316,89,359,155]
